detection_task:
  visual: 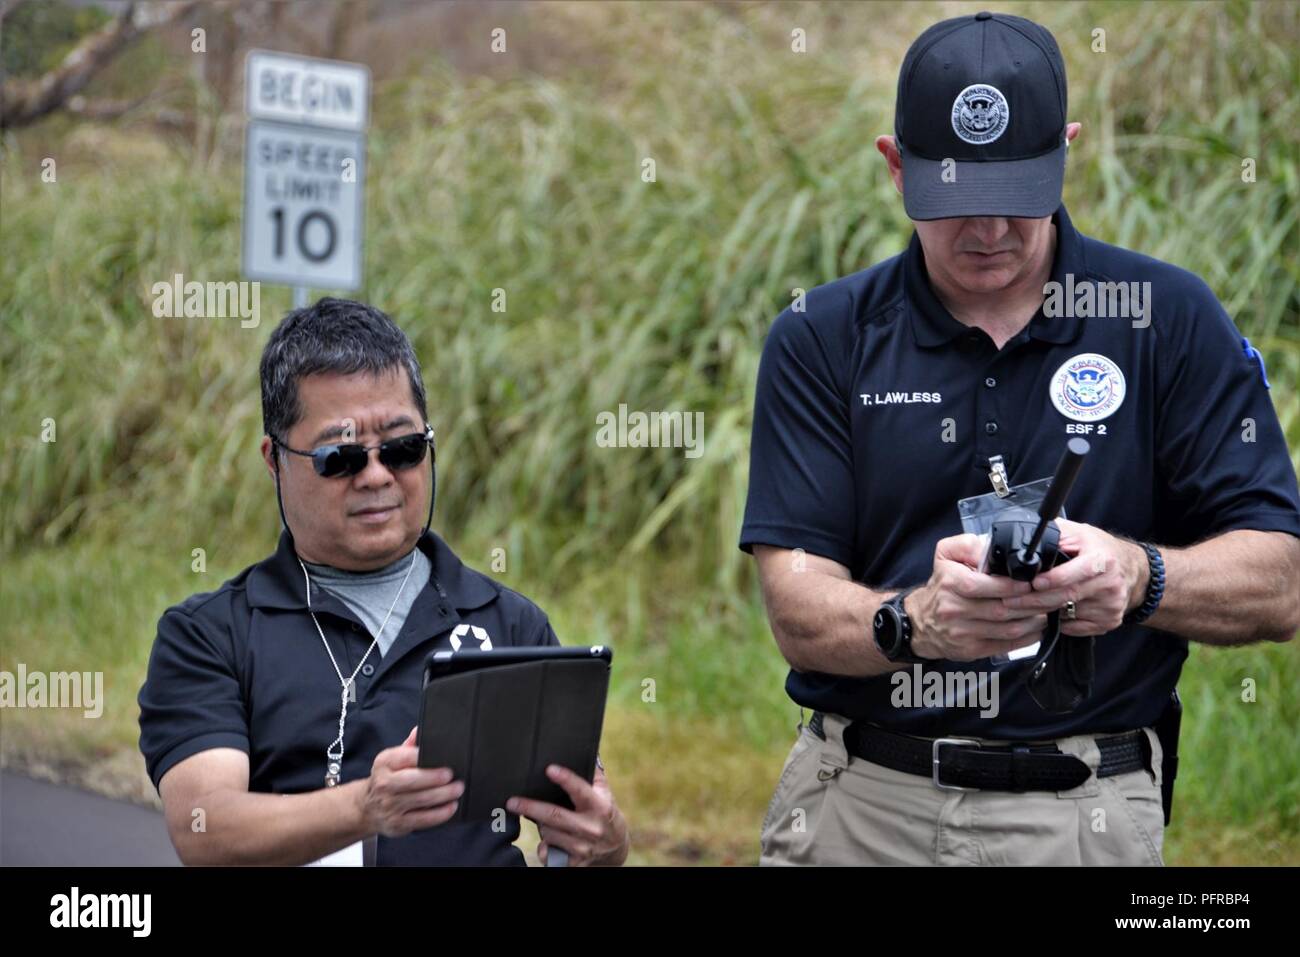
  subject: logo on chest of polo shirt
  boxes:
[449,623,493,651]
[951,84,1010,145]
[1049,353,1126,422]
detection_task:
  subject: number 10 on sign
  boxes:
[242,119,365,290]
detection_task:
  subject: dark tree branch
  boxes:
[0,0,201,130]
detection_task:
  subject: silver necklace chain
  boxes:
[299,548,419,787]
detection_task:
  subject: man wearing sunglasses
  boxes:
[138,297,630,866]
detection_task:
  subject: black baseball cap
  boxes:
[894,11,1068,220]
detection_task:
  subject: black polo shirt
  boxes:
[138,529,559,865]
[740,204,1300,738]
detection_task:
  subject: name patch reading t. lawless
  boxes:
[860,391,942,406]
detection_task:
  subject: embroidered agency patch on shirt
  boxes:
[1049,353,1127,422]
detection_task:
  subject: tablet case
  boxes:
[416,646,612,822]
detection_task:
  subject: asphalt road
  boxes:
[0,771,180,866]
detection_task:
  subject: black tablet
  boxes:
[416,645,613,822]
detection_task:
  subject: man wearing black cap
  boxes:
[742,12,1300,865]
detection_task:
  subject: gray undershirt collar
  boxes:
[302,547,431,657]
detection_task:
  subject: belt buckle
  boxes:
[932,737,982,791]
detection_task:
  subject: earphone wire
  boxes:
[301,546,418,777]
[270,422,437,784]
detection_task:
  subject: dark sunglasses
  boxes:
[272,426,434,478]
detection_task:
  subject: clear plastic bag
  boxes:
[957,477,1058,540]
[956,477,1064,665]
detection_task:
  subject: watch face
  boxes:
[873,608,898,654]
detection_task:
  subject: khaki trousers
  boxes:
[759,713,1165,866]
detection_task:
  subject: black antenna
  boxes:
[1020,438,1090,566]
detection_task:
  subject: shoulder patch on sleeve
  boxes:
[1241,336,1271,389]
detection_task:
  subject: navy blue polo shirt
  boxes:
[138,529,559,865]
[740,204,1300,738]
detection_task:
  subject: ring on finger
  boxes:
[1062,600,1077,621]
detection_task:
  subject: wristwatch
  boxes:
[872,587,931,663]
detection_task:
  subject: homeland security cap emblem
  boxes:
[951,84,1010,145]
[1050,353,1126,422]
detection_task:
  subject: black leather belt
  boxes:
[807,711,1150,793]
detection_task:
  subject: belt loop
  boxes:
[1009,745,1031,793]
[1054,734,1101,798]
[816,713,851,781]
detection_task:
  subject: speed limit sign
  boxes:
[242,51,369,290]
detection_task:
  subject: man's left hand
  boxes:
[1001,518,1148,636]
[507,764,630,866]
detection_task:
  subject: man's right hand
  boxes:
[359,726,464,837]
[906,533,1049,662]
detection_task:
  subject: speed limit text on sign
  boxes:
[242,120,365,289]
[242,51,369,291]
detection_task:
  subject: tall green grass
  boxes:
[2,1,1297,863]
